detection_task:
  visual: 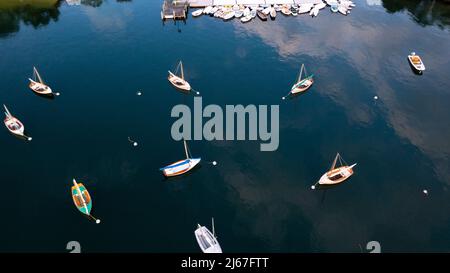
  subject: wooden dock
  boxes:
[188,0,322,7]
[161,0,189,20]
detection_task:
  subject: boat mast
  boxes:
[73,179,89,215]
[180,61,184,80]
[3,105,11,117]
[33,67,44,84]
[212,217,216,238]
[330,153,339,171]
[298,64,304,82]
[183,140,190,159]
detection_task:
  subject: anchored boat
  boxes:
[312,153,357,189]
[168,61,192,92]
[71,179,101,224]
[3,105,32,141]
[195,218,222,253]
[160,140,201,177]
[28,67,59,97]
[408,52,425,73]
[283,64,314,99]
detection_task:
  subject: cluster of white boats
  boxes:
[191,0,356,22]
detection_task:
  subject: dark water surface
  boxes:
[0,0,450,252]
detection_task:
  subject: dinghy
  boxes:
[281,6,292,16]
[195,218,222,253]
[160,140,201,177]
[223,11,235,21]
[28,67,58,97]
[270,7,277,20]
[168,61,191,92]
[192,9,203,17]
[330,3,338,12]
[289,64,314,96]
[312,153,357,189]
[241,15,252,23]
[71,179,100,224]
[257,10,268,21]
[3,105,31,141]
[408,52,425,73]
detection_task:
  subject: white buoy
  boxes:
[282,97,286,100]
[374,95,378,100]
[311,185,316,190]
[27,137,32,141]
[133,142,138,147]
[423,189,428,195]
[137,91,142,96]
[96,219,101,224]
[55,92,60,96]
[212,161,217,166]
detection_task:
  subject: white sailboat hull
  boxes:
[28,79,53,96]
[195,226,222,253]
[160,158,201,177]
[168,71,191,92]
[318,164,356,185]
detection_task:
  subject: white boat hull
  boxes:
[195,226,222,253]
[318,164,356,185]
[160,158,201,177]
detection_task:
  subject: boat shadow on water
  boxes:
[161,163,203,182]
[32,91,56,100]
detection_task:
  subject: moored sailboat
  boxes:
[195,218,222,253]
[28,67,59,97]
[3,105,32,141]
[160,140,201,177]
[311,153,357,189]
[283,64,314,99]
[71,179,101,224]
[168,61,192,92]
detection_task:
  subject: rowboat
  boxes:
[160,140,201,177]
[298,3,314,14]
[257,10,268,21]
[312,153,357,189]
[192,9,203,17]
[223,11,235,21]
[241,15,252,23]
[71,179,100,224]
[281,6,291,16]
[203,6,213,14]
[283,64,314,99]
[168,61,191,92]
[408,52,425,73]
[3,105,32,141]
[195,218,222,253]
[28,66,59,97]
[270,7,277,20]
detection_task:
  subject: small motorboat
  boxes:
[3,105,31,141]
[274,4,281,12]
[168,61,191,92]
[191,9,203,17]
[195,218,222,253]
[408,52,426,73]
[250,9,257,18]
[262,7,271,15]
[243,7,251,17]
[311,153,357,189]
[290,6,298,16]
[210,6,219,15]
[270,7,276,20]
[71,179,100,224]
[331,3,338,13]
[257,10,268,21]
[338,4,348,15]
[241,15,252,23]
[316,2,327,10]
[160,140,201,177]
[310,7,319,17]
[234,10,243,18]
